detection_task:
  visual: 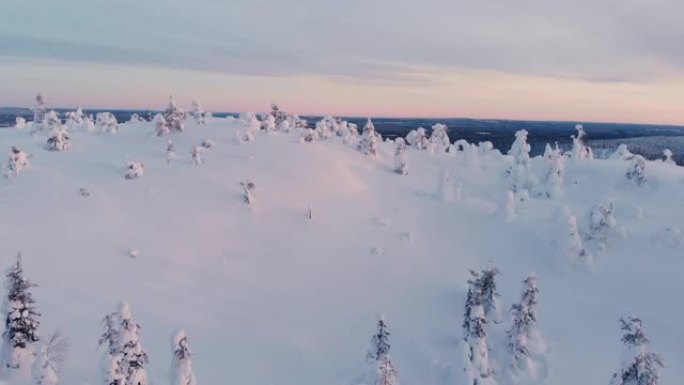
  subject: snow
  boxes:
[0,117,683,384]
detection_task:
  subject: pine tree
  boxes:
[367,318,398,385]
[99,311,124,385]
[163,96,185,134]
[626,156,647,186]
[570,124,593,161]
[610,317,663,385]
[171,331,196,385]
[2,253,41,373]
[429,123,450,154]
[462,275,496,385]
[588,201,617,249]
[358,118,379,155]
[191,99,207,125]
[544,143,564,199]
[33,93,46,125]
[465,266,502,326]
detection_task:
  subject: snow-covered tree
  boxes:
[124,162,144,180]
[128,113,143,123]
[543,143,564,198]
[406,127,428,150]
[118,302,149,385]
[191,99,209,125]
[32,330,68,385]
[507,130,531,193]
[570,124,593,160]
[154,114,169,137]
[610,144,633,161]
[394,138,409,175]
[261,114,276,133]
[96,112,119,134]
[99,311,124,385]
[662,149,675,166]
[465,266,502,325]
[269,103,286,126]
[367,318,398,385]
[170,330,196,385]
[277,119,291,134]
[507,274,546,382]
[562,209,592,267]
[65,107,85,127]
[626,155,647,186]
[610,317,663,385]
[587,201,617,249]
[33,93,47,125]
[4,146,30,178]
[462,271,497,385]
[358,119,379,155]
[239,112,261,132]
[15,117,27,130]
[300,128,318,143]
[163,96,185,134]
[46,126,71,151]
[429,123,450,154]
[2,253,41,376]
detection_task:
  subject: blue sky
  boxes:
[1,0,683,123]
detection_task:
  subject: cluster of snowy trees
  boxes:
[0,253,196,385]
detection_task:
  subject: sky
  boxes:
[1,0,683,124]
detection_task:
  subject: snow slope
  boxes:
[0,118,683,384]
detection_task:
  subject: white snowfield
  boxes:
[0,117,683,385]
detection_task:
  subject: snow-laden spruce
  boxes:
[462,271,496,385]
[507,273,547,383]
[543,143,564,198]
[118,302,149,385]
[15,117,27,129]
[33,93,47,127]
[163,96,185,134]
[367,318,398,385]
[610,317,663,385]
[393,138,409,175]
[1,253,41,379]
[358,118,379,156]
[466,266,502,325]
[65,107,85,127]
[626,155,647,186]
[46,125,71,151]
[570,124,593,161]
[507,129,531,193]
[170,330,196,385]
[99,311,124,385]
[406,127,428,150]
[587,201,617,249]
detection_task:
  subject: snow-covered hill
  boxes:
[0,116,683,385]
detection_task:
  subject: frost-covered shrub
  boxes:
[300,128,318,143]
[4,146,30,178]
[626,155,647,186]
[610,317,663,385]
[269,103,286,126]
[1,253,41,377]
[509,130,531,167]
[240,181,256,205]
[15,117,26,130]
[163,96,185,134]
[358,118,379,155]
[277,119,291,134]
[171,330,196,385]
[394,138,409,175]
[124,162,144,180]
[543,143,564,198]
[430,123,450,154]
[96,112,119,134]
[609,144,633,161]
[46,126,71,151]
[570,124,593,160]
